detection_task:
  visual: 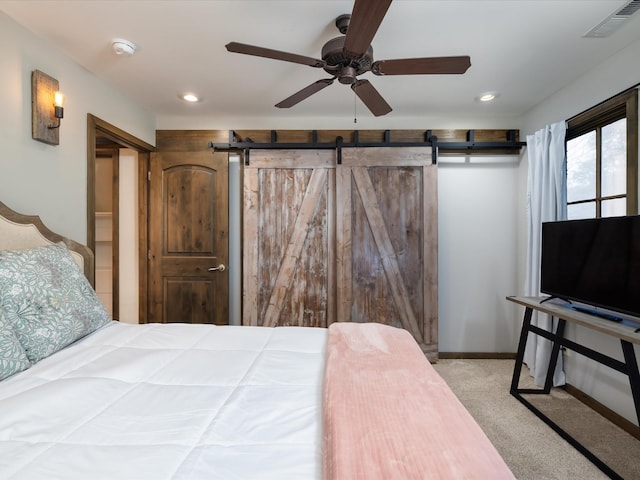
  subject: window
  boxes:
[566,88,638,219]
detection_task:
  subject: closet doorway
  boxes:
[87,114,155,323]
[94,145,118,318]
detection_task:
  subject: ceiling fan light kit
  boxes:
[225,0,471,117]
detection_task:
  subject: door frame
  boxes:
[86,114,155,322]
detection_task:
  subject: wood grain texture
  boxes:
[242,147,437,357]
[249,149,335,168]
[164,166,216,254]
[423,164,438,348]
[156,130,229,151]
[261,169,328,327]
[149,151,229,325]
[336,165,353,326]
[340,147,437,358]
[243,150,335,327]
[243,167,260,326]
[231,128,519,145]
[351,166,422,340]
[31,70,59,145]
[163,279,215,324]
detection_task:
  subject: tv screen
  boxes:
[540,215,640,319]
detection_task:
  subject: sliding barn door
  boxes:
[243,150,336,327]
[338,147,437,358]
[242,147,437,358]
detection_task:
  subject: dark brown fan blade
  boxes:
[275,78,335,108]
[372,56,471,75]
[343,0,393,59]
[351,79,392,117]
[226,42,326,68]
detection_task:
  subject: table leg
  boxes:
[621,340,640,425]
[511,307,532,394]
[543,318,566,393]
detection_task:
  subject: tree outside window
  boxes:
[566,89,638,219]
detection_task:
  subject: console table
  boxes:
[507,295,640,480]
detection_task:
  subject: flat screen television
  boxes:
[540,215,640,320]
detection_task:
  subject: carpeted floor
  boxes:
[433,359,640,480]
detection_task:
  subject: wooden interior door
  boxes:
[243,150,336,327]
[148,151,229,324]
[338,147,438,359]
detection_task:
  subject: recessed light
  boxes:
[181,93,200,103]
[477,92,499,103]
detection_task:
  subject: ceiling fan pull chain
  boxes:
[354,91,357,124]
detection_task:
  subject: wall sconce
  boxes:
[31,70,64,145]
[50,91,64,129]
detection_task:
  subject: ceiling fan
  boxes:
[225,0,471,117]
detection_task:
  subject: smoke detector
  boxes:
[112,39,136,56]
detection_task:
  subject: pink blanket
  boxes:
[322,322,515,480]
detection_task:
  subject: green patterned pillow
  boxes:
[0,242,111,363]
[0,314,31,380]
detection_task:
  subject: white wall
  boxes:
[438,155,521,352]
[118,149,139,324]
[0,11,156,244]
[228,154,242,326]
[518,37,640,424]
[521,38,640,138]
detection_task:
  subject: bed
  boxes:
[0,200,514,479]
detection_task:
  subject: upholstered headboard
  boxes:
[0,201,95,286]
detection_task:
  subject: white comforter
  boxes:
[0,322,327,480]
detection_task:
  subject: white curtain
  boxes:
[524,121,567,386]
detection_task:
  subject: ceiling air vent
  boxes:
[584,0,640,37]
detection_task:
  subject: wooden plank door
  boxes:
[243,150,335,327]
[148,151,229,324]
[337,147,438,359]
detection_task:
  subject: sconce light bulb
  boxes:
[54,91,64,107]
[52,91,64,121]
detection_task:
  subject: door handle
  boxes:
[208,264,226,272]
